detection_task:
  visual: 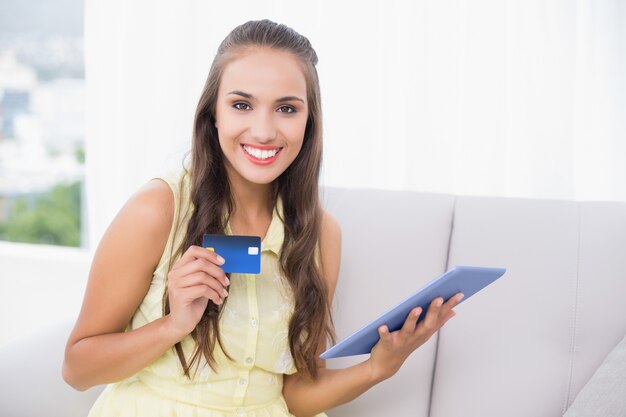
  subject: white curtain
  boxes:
[85,0,626,250]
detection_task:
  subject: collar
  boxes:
[225,195,284,256]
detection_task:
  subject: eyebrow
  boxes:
[227,90,305,104]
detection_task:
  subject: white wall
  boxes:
[84,0,626,251]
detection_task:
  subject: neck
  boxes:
[226,166,275,222]
[231,186,274,221]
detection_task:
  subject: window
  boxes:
[0,0,85,247]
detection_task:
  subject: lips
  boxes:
[241,144,283,165]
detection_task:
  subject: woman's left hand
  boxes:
[367,292,465,382]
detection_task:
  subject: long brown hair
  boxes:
[163,19,334,380]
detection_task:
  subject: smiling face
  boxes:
[214,47,309,188]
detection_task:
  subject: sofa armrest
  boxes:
[0,321,103,417]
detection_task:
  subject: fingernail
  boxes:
[458,293,465,301]
[436,298,443,307]
[225,277,230,285]
[223,289,228,297]
[413,308,422,317]
[217,255,225,265]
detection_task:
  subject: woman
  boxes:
[63,19,463,417]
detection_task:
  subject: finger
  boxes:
[400,307,423,336]
[173,272,228,298]
[184,284,223,305]
[421,297,444,331]
[438,293,464,321]
[170,258,229,287]
[440,310,456,326]
[377,325,392,347]
[172,245,226,272]
[445,293,465,308]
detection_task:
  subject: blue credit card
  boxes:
[202,234,261,274]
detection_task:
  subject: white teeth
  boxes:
[243,145,280,160]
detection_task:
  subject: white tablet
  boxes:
[320,265,506,359]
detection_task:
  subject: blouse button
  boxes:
[236,408,244,416]
[245,357,253,365]
[250,319,258,327]
[239,378,247,386]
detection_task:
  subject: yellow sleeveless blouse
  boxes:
[88,170,327,417]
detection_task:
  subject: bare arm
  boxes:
[283,210,463,417]
[62,179,229,391]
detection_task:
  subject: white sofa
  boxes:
[1,187,625,417]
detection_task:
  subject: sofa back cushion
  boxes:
[322,187,455,417]
[429,197,626,417]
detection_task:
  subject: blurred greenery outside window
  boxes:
[0,0,85,248]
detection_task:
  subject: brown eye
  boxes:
[277,105,295,113]
[233,102,251,110]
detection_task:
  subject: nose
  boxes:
[249,111,277,143]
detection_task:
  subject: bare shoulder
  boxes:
[128,178,176,235]
[320,208,341,246]
[68,178,176,342]
[96,176,176,286]
[319,208,342,296]
[127,178,175,222]
[104,178,175,256]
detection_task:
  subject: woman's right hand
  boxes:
[164,245,230,339]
